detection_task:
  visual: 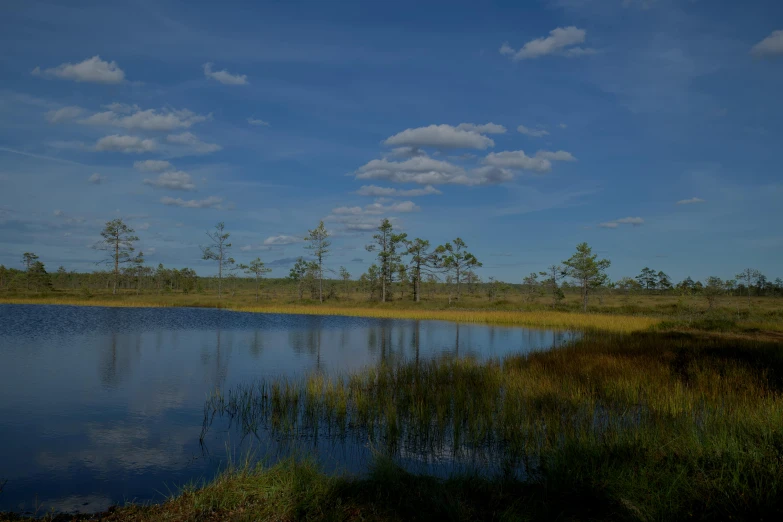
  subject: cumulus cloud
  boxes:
[203,62,248,85]
[88,173,105,184]
[143,171,196,191]
[166,132,221,154]
[615,217,644,225]
[483,151,551,172]
[134,160,172,172]
[517,124,549,137]
[384,124,495,150]
[32,56,125,84]
[263,235,302,246]
[355,155,529,186]
[751,30,783,57]
[536,150,577,162]
[355,185,442,197]
[600,217,645,229]
[455,122,507,134]
[332,200,420,216]
[160,195,223,209]
[676,197,705,205]
[248,118,270,126]
[324,213,385,232]
[386,146,427,159]
[95,135,156,153]
[45,106,83,123]
[80,106,209,131]
[355,156,464,185]
[500,27,595,60]
[240,244,273,252]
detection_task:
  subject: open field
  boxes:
[4,329,783,521]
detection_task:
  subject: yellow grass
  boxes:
[0,297,660,333]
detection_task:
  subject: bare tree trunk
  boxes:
[113,239,119,295]
[218,253,223,299]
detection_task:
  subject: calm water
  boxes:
[0,304,576,514]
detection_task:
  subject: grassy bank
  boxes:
[0,296,662,333]
[3,288,782,334]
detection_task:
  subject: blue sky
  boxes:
[1,0,781,283]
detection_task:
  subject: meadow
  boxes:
[1,287,783,520]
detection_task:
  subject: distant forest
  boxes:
[2,219,780,307]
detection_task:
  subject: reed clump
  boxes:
[199,331,783,520]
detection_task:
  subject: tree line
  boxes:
[2,218,781,312]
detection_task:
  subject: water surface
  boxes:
[0,304,575,513]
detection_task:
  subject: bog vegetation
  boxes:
[1,219,781,327]
[2,218,783,521]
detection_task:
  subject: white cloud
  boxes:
[46,106,83,123]
[137,223,151,231]
[600,216,645,228]
[355,156,522,186]
[345,223,378,231]
[483,149,576,172]
[88,173,105,184]
[751,30,783,58]
[483,151,552,172]
[160,195,223,209]
[536,150,577,162]
[203,62,248,85]
[134,160,172,172]
[559,123,568,129]
[263,235,302,246]
[240,244,273,252]
[95,135,156,153]
[455,122,507,134]
[517,124,549,137]
[355,185,442,197]
[32,56,125,84]
[248,118,270,126]
[384,124,495,150]
[615,217,644,225]
[386,146,427,159]
[501,27,595,60]
[143,171,196,191]
[676,197,705,205]
[333,200,420,216]
[324,213,386,232]
[356,156,463,185]
[80,106,209,131]
[166,132,221,154]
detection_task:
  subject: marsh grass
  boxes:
[0,297,660,333]
[197,331,783,520]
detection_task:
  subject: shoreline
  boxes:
[0,297,660,333]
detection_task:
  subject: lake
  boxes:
[0,304,576,514]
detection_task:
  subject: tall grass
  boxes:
[200,331,783,520]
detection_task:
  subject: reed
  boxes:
[198,331,783,520]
